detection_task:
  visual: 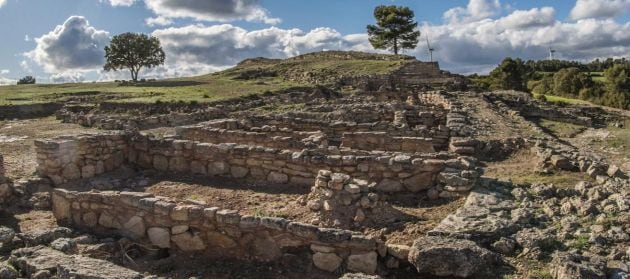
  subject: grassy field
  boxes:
[537,119,587,138]
[533,93,593,105]
[0,73,301,105]
[0,51,410,105]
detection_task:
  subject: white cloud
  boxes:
[150,24,369,77]
[570,0,630,20]
[100,0,136,7]
[144,0,280,25]
[444,0,501,23]
[20,60,32,72]
[25,16,110,73]
[145,16,173,27]
[0,77,16,86]
[50,72,86,83]
[0,0,6,8]
[0,69,9,75]
[422,4,630,73]
[24,35,31,42]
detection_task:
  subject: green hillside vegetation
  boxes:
[472,57,630,110]
[0,51,412,105]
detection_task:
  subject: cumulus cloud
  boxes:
[25,16,110,73]
[0,69,8,75]
[422,4,630,73]
[100,0,136,7]
[50,72,86,83]
[0,77,16,86]
[444,0,501,23]
[150,24,369,77]
[144,0,280,24]
[145,16,173,26]
[570,0,630,20]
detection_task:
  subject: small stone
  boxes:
[50,238,77,253]
[354,208,366,222]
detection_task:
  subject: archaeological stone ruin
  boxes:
[0,51,628,279]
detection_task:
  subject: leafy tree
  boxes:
[489,58,532,91]
[17,76,36,85]
[601,64,630,109]
[104,32,165,82]
[552,68,593,97]
[366,5,420,55]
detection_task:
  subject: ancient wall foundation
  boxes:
[51,188,410,274]
[34,133,128,184]
[340,132,436,153]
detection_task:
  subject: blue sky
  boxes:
[1,0,629,84]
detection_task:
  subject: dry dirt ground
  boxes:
[0,117,99,179]
[141,173,460,246]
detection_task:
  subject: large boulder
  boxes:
[9,246,142,279]
[550,252,606,279]
[408,236,497,278]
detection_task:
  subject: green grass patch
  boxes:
[0,51,412,105]
[605,126,630,151]
[0,75,302,105]
[537,119,587,138]
[533,93,592,105]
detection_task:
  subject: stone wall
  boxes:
[340,132,436,153]
[57,108,226,130]
[0,154,13,204]
[51,189,409,274]
[127,134,478,191]
[0,103,62,120]
[35,133,128,185]
[175,125,326,150]
[35,131,479,192]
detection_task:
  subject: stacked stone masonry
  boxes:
[35,133,128,185]
[35,132,480,194]
[51,189,410,274]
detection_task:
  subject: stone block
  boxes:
[347,252,378,275]
[148,227,171,248]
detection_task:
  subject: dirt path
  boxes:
[0,117,100,179]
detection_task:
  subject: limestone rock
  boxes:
[550,252,605,279]
[171,231,206,251]
[49,238,77,253]
[10,246,142,279]
[550,155,573,170]
[206,231,237,248]
[267,171,289,184]
[123,216,146,238]
[347,252,378,275]
[409,236,497,278]
[313,252,343,272]
[0,262,18,279]
[402,172,434,192]
[375,179,403,192]
[147,227,171,249]
[0,226,15,244]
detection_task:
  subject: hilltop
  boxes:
[0,51,454,106]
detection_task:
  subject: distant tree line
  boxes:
[17,76,36,85]
[471,57,630,110]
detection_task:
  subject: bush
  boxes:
[17,76,36,85]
